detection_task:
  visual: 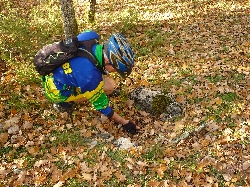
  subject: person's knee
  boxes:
[103,77,115,95]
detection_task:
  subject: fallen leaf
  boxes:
[242,161,250,170]
[114,170,126,182]
[34,174,47,186]
[126,99,134,106]
[53,181,64,187]
[27,146,40,156]
[81,173,92,181]
[206,175,215,183]
[155,164,167,179]
[185,172,192,183]
[192,142,202,150]
[4,115,21,129]
[0,133,9,145]
[23,121,33,129]
[222,174,231,181]
[34,160,48,168]
[52,168,63,183]
[66,123,72,129]
[206,121,219,132]
[147,180,160,187]
[138,110,150,117]
[62,168,77,180]
[8,125,20,135]
[174,120,184,132]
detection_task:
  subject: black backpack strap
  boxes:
[77,39,105,74]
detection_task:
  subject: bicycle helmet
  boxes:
[104,33,134,78]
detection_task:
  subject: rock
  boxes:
[89,140,98,149]
[95,132,114,142]
[113,137,134,149]
[130,87,162,113]
[96,132,112,140]
[130,86,183,121]
[161,103,183,121]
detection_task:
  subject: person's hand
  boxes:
[123,121,138,134]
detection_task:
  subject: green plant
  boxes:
[120,9,139,33]
[205,74,226,84]
[66,178,90,187]
[142,145,165,161]
[208,166,226,187]
[220,92,239,102]
[50,130,87,147]
[106,148,128,162]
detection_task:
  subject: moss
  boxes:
[151,94,172,116]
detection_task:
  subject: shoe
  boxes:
[53,101,75,113]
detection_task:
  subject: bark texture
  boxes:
[59,0,78,38]
[89,0,96,22]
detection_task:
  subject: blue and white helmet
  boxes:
[104,33,134,78]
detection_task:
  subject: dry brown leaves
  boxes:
[1,0,250,186]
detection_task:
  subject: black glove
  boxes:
[123,121,137,134]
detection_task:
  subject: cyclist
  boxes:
[42,30,139,134]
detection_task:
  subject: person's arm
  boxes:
[109,112,138,134]
[85,81,138,134]
[109,112,129,125]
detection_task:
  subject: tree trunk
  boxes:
[89,0,96,22]
[59,0,78,39]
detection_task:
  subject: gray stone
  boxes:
[113,137,134,149]
[130,86,183,121]
[130,87,161,113]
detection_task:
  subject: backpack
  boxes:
[34,36,104,76]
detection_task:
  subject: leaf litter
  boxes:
[0,0,250,186]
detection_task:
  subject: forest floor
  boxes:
[0,0,250,186]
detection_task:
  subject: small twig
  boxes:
[0,94,9,96]
[169,122,208,144]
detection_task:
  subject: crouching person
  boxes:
[41,31,139,134]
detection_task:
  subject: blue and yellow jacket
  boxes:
[42,31,113,117]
